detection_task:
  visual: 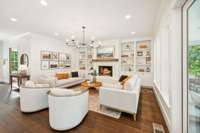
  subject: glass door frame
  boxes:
[182,0,196,133]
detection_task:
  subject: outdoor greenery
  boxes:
[10,51,18,72]
[188,45,200,78]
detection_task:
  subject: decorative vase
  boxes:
[93,76,96,83]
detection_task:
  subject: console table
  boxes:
[10,74,30,93]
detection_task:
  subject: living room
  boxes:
[0,0,199,133]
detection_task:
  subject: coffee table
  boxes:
[81,81,102,89]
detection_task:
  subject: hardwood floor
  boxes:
[0,84,168,133]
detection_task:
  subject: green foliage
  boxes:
[188,45,200,77]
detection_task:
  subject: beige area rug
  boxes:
[68,86,121,119]
[89,91,121,119]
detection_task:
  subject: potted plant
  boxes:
[89,67,97,83]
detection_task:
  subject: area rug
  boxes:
[68,86,121,119]
[89,93,121,119]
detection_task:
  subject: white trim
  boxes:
[153,82,171,132]
[182,1,195,133]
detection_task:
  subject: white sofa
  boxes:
[38,73,86,88]
[48,88,89,131]
[96,76,122,89]
[99,75,141,121]
[20,82,50,113]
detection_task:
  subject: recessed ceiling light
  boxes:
[40,0,48,7]
[65,38,69,42]
[54,32,59,36]
[131,32,136,35]
[71,35,75,39]
[125,14,131,20]
[10,18,17,22]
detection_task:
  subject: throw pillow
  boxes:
[120,76,131,89]
[118,75,128,82]
[71,71,79,77]
[55,73,69,80]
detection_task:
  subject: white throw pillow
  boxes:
[124,75,138,91]
[35,84,50,88]
[25,81,35,87]
[38,76,57,87]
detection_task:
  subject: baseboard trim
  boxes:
[153,84,171,132]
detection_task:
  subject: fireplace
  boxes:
[99,66,113,77]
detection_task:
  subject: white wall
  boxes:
[1,32,78,82]
[29,33,78,81]
[153,0,183,132]
[1,33,31,83]
[0,41,3,81]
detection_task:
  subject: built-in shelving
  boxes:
[120,40,151,73]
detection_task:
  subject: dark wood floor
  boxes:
[0,84,168,133]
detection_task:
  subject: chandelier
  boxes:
[65,26,96,48]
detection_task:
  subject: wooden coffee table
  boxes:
[81,81,102,89]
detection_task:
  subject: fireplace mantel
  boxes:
[92,58,119,62]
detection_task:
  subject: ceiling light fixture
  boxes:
[131,32,136,35]
[125,14,131,20]
[65,26,99,48]
[54,32,59,36]
[10,18,17,22]
[40,0,48,7]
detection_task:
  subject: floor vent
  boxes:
[153,123,165,133]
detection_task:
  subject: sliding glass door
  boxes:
[183,0,200,132]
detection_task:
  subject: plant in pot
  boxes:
[89,67,97,83]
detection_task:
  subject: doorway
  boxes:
[183,0,200,133]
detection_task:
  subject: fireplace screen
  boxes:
[99,66,113,77]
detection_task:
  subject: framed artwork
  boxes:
[40,51,71,70]
[50,52,58,60]
[97,46,115,58]
[59,53,67,61]
[50,61,58,69]
[41,51,51,60]
[41,61,49,70]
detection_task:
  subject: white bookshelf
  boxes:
[120,40,151,74]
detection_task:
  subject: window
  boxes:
[9,49,18,73]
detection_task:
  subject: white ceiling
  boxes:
[0,0,162,41]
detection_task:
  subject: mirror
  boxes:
[20,54,29,66]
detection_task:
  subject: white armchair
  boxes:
[20,81,50,113]
[48,88,89,131]
[99,75,141,121]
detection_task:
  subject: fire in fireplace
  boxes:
[99,66,113,76]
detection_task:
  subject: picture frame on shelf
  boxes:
[41,60,49,70]
[137,58,146,65]
[136,41,150,50]
[137,51,143,56]
[146,57,151,64]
